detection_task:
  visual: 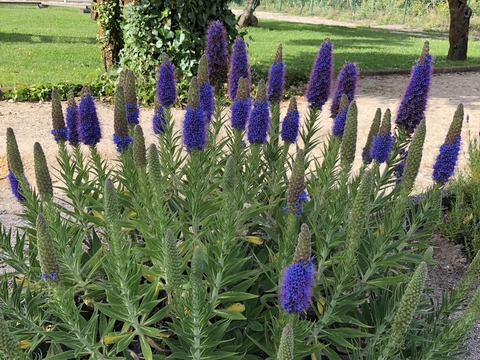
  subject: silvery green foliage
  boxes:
[0,43,478,360]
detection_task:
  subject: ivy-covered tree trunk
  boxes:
[237,0,260,28]
[447,0,472,60]
[97,0,123,71]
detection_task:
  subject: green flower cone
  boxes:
[51,88,65,133]
[36,213,60,284]
[6,128,24,178]
[401,119,426,194]
[164,229,182,298]
[277,324,294,360]
[362,108,382,164]
[340,100,358,172]
[133,125,147,168]
[0,310,24,359]
[34,142,53,202]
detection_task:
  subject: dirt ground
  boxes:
[1,71,480,358]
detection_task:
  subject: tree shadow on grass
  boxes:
[0,32,96,44]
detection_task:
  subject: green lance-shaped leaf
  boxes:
[34,142,53,202]
[277,324,294,360]
[422,246,434,263]
[36,213,60,283]
[191,246,204,295]
[133,125,147,168]
[340,100,358,172]
[0,310,24,359]
[401,119,426,194]
[384,262,427,355]
[286,149,305,216]
[147,143,162,190]
[164,229,182,297]
[6,128,24,178]
[114,84,129,138]
[51,88,65,132]
[363,108,382,164]
[445,103,464,145]
[292,223,311,264]
[344,170,372,268]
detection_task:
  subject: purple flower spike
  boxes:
[231,77,251,131]
[396,43,433,134]
[279,259,315,314]
[332,108,348,139]
[281,97,300,143]
[229,36,251,101]
[153,102,166,135]
[79,89,102,146]
[330,62,359,118]
[432,137,461,183]
[113,134,133,153]
[8,172,25,201]
[157,53,177,107]
[51,128,68,143]
[372,132,393,163]
[66,91,80,146]
[247,80,269,145]
[126,104,140,125]
[183,77,206,152]
[199,83,214,122]
[306,39,333,110]
[205,20,229,90]
[267,44,285,103]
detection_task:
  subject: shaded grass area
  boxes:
[0,4,103,87]
[245,20,480,85]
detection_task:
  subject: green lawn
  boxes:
[0,4,103,87]
[245,20,480,84]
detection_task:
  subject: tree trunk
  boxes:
[237,0,260,29]
[447,0,472,60]
[97,0,123,71]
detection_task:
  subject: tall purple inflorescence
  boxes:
[205,20,229,91]
[183,77,206,152]
[247,80,269,145]
[433,104,464,184]
[79,87,102,146]
[157,53,177,107]
[231,77,251,131]
[279,224,315,314]
[7,173,25,202]
[198,54,215,122]
[330,61,359,118]
[267,44,285,103]
[371,108,393,163]
[395,42,433,134]
[51,88,67,142]
[306,39,333,110]
[65,90,80,146]
[228,36,251,101]
[281,97,300,144]
[332,94,349,139]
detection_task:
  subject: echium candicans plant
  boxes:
[79,86,102,146]
[205,20,229,93]
[152,96,166,134]
[277,324,294,360]
[395,41,433,134]
[330,61,359,118]
[113,85,133,152]
[362,108,382,164]
[183,77,206,152]
[332,94,349,139]
[432,104,463,184]
[0,309,24,359]
[305,38,333,110]
[6,127,27,202]
[279,223,315,315]
[339,100,358,173]
[36,213,60,284]
[197,54,215,123]
[119,68,139,125]
[281,97,300,145]
[65,89,80,146]
[50,88,67,142]
[34,142,53,202]
[231,77,251,132]
[400,119,426,193]
[371,108,393,163]
[228,36,250,101]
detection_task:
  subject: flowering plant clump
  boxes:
[1,36,479,360]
